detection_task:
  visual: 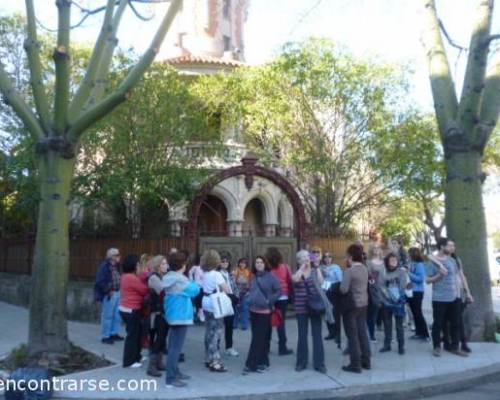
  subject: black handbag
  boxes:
[368,280,383,308]
[329,282,356,315]
[302,275,325,316]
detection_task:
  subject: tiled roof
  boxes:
[165,54,245,67]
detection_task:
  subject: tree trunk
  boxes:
[444,149,496,341]
[28,151,75,355]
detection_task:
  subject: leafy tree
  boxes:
[195,38,409,234]
[75,63,214,238]
[421,0,500,339]
[378,198,430,248]
[0,0,182,356]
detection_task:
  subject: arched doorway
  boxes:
[198,195,228,236]
[188,154,307,266]
[243,198,265,236]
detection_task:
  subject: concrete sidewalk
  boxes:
[1,301,500,400]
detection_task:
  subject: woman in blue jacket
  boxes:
[407,247,430,340]
[162,252,200,388]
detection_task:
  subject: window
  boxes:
[223,35,231,51]
[223,0,231,20]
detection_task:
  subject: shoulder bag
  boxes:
[302,273,325,316]
[255,276,283,327]
[209,284,234,319]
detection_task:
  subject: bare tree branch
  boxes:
[438,19,468,52]
[0,63,45,140]
[421,0,459,140]
[25,0,51,134]
[458,0,493,133]
[53,0,71,135]
[69,0,116,119]
[67,0,182,141]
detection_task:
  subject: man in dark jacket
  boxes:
[95,248,123,344]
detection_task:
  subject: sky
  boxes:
[1,0,500,245]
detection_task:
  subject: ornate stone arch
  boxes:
[187,153,307,244]
[241,187,278,225]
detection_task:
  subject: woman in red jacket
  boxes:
[266,247,294,356]
[119,254,149,368]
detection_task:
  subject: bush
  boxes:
[0,344,28,371]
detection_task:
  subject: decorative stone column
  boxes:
[264,224,278,237]
[278,227,293,237]
[169,201,188,237]
[168,220,186,237]
[227,220,244,237]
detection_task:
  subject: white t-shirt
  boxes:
[202,270,225,312]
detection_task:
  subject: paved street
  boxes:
[419,380,500,399]
[1,301,500,400]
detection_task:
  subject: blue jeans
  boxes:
[166,326,188,384]
[234,295,250,330]
[296,313,325,369]
[101,291,121,339]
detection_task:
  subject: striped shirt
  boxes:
[293,275,319,314]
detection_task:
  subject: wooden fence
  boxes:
[0,236,361,281]
[0,237,197,281]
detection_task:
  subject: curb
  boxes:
[53,361,500,400]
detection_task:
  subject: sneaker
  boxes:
[295,365,306,372]
[111,334,124,341]
[242,366,261,375]
[225,348,239,357]
[127,362,142,368]
[101,337,114,344]
[369,337,377,343]
[398,348,405,355]
[315,366,327,374]
[461,344,472,353]
[342,365,362,374]
[324,334,336,341]
[176,373,191,380]
[165,380,187,388]
[379,346,391,353]
[449,349,469,357]
[361,362,371,370]
[433,348,441,357]
[278,348,293,356]
[257,364,269,372]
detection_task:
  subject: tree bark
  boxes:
[444,149,496,341]
[28,151,75,355]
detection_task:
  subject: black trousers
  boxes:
[274,299,289,352]
[443,300,467,347]
[408,292,429,338]
[224,315,235,349]
[245,312,271,371]
[296,313,325,369]
[150,313,168,354]
[381,306,404,349]
[432,299,460,350]
[343,306,370,369]
[120,309,142,367]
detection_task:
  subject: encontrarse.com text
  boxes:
[0,377,158,392]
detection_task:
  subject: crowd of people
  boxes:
[94,237,474,388]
